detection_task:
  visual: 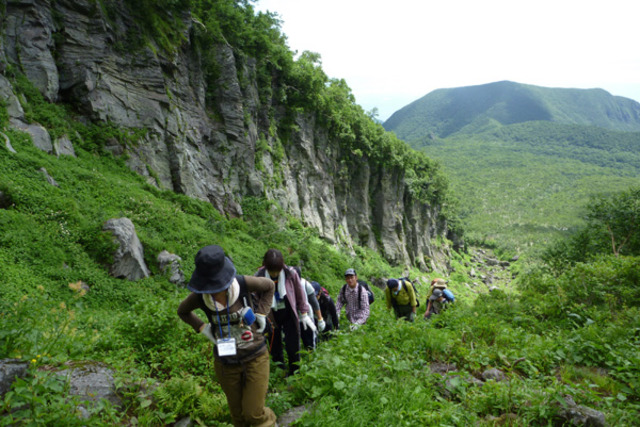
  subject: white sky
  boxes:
[255,0,640,121]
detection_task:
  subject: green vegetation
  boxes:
[2,116,639,424]
[0,106,411,425]
[1,110,638,424]
[385,80,640,141]
[384,82,640,255]
[416,131,640,255]
[2,2,639,426]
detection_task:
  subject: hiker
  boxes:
[424,288,448,319]
[427,278,448,300]
[293,267,325,350]
[335,268,370,329]
[256,249,315,375]
[385,278,418,322]
[311,281,339,340]
[177,245,277,427]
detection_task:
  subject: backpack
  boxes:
[442,288,455,303]
[359,280,375,305]
[399,277,420,307]
[202,275,272,335]
[341,281,374,309]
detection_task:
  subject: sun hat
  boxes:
[429,288,444,301]
[431,278,448,289]
[187,245,236,294]
[344,268,356,276]
[387,278,399,289]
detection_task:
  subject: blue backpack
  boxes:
[442,288,455,303]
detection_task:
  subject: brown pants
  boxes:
[214,350,276,427]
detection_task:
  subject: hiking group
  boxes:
[177,245,453,427]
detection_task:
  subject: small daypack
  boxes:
[399,277,420,307]
[358,280,375,305]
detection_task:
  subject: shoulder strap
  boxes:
[203,275,249,326]
[236,275,254,310]
[341,283,363,309]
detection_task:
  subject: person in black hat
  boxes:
[177,245,277,427]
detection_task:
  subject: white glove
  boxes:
[317,319,326,332]
[350,324,360,331]
[300,313,317,332]
[200,323,216,343]
[255,314,267,333]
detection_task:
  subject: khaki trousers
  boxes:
[214,350,276,427]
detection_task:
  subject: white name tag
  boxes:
[216,338,237,357]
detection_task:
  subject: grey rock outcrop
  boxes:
[9,119,53,154]
[0,359,29,396]
[157,250,185,286]
[3,0,59,102]
[0,74,25,119]
[39,167,59,187]
[53,134,76,157]
[58,361,122,417]
[429,362,458,375]
[481,368,507,382]
[556,395,607,427]
[1,0,453,269]
[1,132,17,154]
[102,217,150,281]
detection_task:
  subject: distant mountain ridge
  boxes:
[382,80,640,253]
[384,81,640,141]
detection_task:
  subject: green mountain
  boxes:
[384,80,640,141]
[384,82,640,253]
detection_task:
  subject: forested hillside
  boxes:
[383,81,640,253]
[384,80,640,141]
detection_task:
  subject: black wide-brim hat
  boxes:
[187,245,236,294]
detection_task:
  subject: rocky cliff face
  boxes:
[1,0,451,270]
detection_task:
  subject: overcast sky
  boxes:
[255,0,640,121]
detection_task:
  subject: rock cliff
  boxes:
[1,0,453,270]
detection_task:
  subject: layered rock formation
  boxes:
[1,0,452,270]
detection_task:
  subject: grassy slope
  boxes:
[0,119,414,424]
[1,117,639,426]
[420,128,640,255]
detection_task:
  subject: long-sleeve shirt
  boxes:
[385,280,417,309]
[177,275,275,363]
[335,284,370,325]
